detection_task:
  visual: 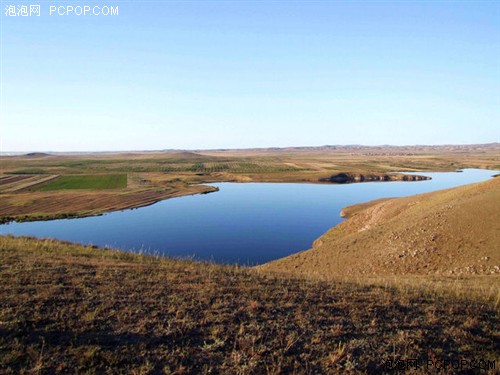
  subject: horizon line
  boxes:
[1,142,498,155]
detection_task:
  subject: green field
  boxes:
[34,174,127,191]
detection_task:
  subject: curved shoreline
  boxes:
[0,185,219,224]
[260,176,500,277]
[1,172,500,276]
[0,172,431,224]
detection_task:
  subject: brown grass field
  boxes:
[0,236,498,374]
[260,176,500,279]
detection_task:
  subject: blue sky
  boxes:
[1,1,499,151]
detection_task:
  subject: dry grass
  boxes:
[1,236,498,374]
[262,177,500,278]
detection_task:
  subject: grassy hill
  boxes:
[0,236,498,373]
[261,177,500,279]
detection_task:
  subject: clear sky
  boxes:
[1,1,499,152]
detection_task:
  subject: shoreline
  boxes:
[0,185,219,224]
[2,177,500,278]
[0,171,432,224]
[260,177,500,277]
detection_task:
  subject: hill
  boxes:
[260,177,500,278]
[23,152,52,158]
[0,236,498,373]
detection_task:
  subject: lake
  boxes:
[1,169,497,265]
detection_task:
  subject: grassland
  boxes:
[0,144,498,223]
[1,145,499,373]
[1,235,498,374]
[261,176,500,280]
[32,174,127,191]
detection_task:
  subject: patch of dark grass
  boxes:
[32,174,127,191]
[7,169,48,175]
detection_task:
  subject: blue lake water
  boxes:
[0,169,497,265]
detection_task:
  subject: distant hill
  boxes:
[23,152,51,158]
[204,143,500,154]
[2,143,497,157]
[261,177,500,277]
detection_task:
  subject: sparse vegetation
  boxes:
[262,177,500,279]
[0,235,498,374]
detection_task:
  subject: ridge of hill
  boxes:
[260,177,500,278]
